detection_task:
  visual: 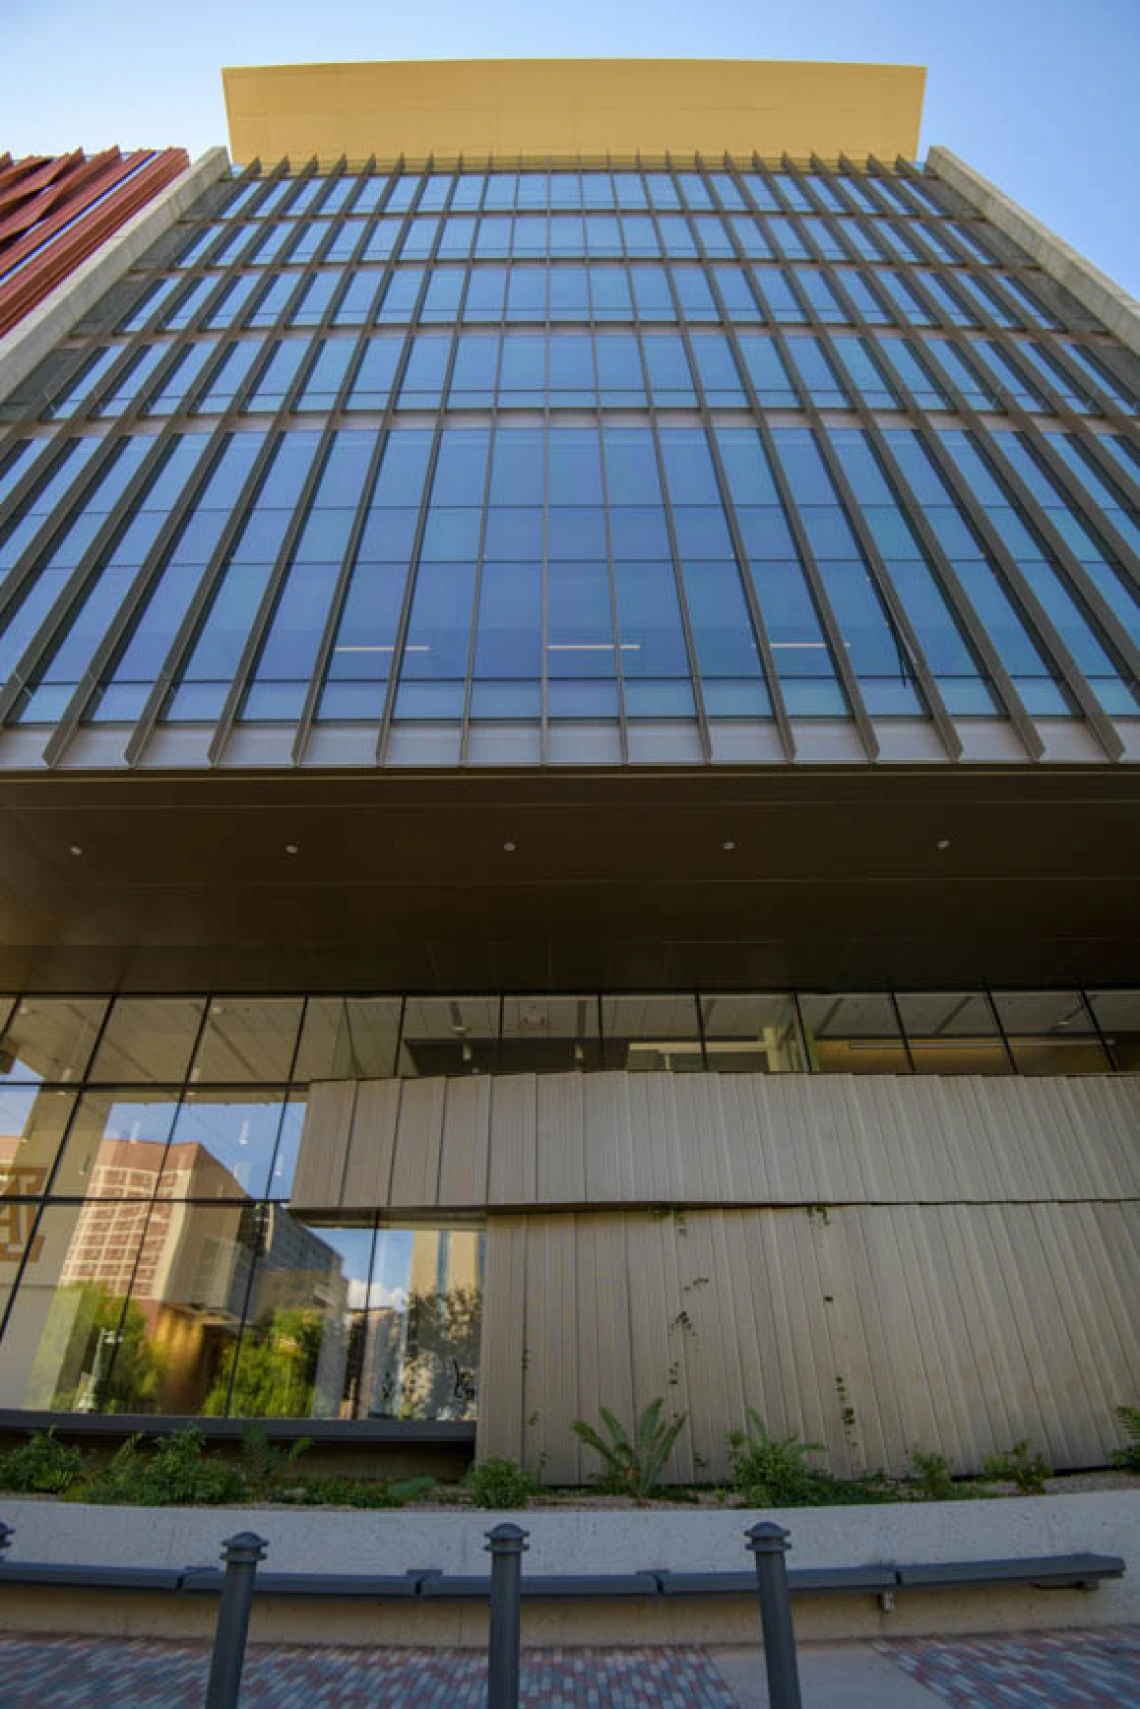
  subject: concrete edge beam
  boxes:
[925,144,1140,358]
[0,146,232,406]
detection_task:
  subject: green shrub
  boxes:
[293,1474,436,1509]
[981,1440,1051,1495]
[570,1399,687,1503]
[463,1457,536,1510]
[239,1424,312,1500]
[1111,1406,1140,1473]
[727,1411,893,1508]
[0,1428,86,1494]
[74,1434,147,1504]
[727,1412,830,1506]
[79,1427,245,1507]
[906,1450,957,1502]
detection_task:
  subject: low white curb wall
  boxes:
[0,1491,1135,1646]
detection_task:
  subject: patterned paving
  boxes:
[879,1627,1140,1707]
[0,1636,739,1707]
[2,1629,1139,1706]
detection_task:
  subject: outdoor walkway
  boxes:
[0,1628,1136,1706]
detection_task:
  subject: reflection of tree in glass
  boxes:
[204,1306,323,1418]
[39,1283,167,1414]
[398,1285,481,1421]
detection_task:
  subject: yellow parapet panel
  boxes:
[223,58,926,167]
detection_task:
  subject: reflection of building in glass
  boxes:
[359,1230,483,1422]
[5,1134,351,1415]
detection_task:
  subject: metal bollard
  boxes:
[485,1521,528,1709]
[0,1520,12,1561]
[204,1530,268,1709]
[746,1521,803,1709]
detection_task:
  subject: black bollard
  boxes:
[745,1521,803,1709]
[204,1530,268,1709]
[485,1521,528,1709]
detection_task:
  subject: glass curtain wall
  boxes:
[0,158,1133,759]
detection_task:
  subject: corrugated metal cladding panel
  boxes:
[476,1203,1140,1480]
[294,1071,1140,1212]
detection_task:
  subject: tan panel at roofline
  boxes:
[291,1070,1140,1214]
[475,1202,1140,1480]
[223,59,926,167]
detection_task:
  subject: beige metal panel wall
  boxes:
[293,1072,1140,1213]
[476,1203,1140,1481]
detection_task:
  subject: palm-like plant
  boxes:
[570,1398,687,1502]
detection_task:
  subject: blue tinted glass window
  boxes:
[473,561,541,680]
[191,339,262,413]
[589,267,633,320]
[603,428,662,506]
[876,338,949,410]
[449,334,499,406]
[671,268,717,320]
[362,220,401,262]
[923,341,1001,411]
[508,266,547,320]
[785,339,849,407]
[346,336,404,409]
[728,215,772,259]
[754,269,805,323]
[642,334,696,406]
[376,269,423,323]
[630,266,675,320]
[395,562,477,717]
[244,340,309,412]
[595,334,645,405]
[397,335,451,408]
[142,341,218,416]
[295,340,354,411]
[463,267,507,321]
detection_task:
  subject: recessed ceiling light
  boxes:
[503,840,517,852]
[69,845,83,856]
[285,843,299,855]
[722,840,737,852]
[936,838,951,850]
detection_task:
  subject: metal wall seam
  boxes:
[628,153,713,763]
[916,425,1127,757]
[857,419,1041,758]
[375,164,479,764]
[39,427,238,762]
[0,421,196,725]
[732,169,886,754]
[974,429,1140,697]
[662,234,797,749]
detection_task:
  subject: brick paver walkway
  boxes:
[878,1627,1140,1707]
[0,1636,738,1706]
[0,1628,1137,1705]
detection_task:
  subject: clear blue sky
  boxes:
[3,0,1138,292]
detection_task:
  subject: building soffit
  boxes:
[0,764,1136,993]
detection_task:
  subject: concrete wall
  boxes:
[926,145,1140,357]
[0,1491,1135,1645]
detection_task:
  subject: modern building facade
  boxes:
[0,60,1136,1483]
[0,147,190,338]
